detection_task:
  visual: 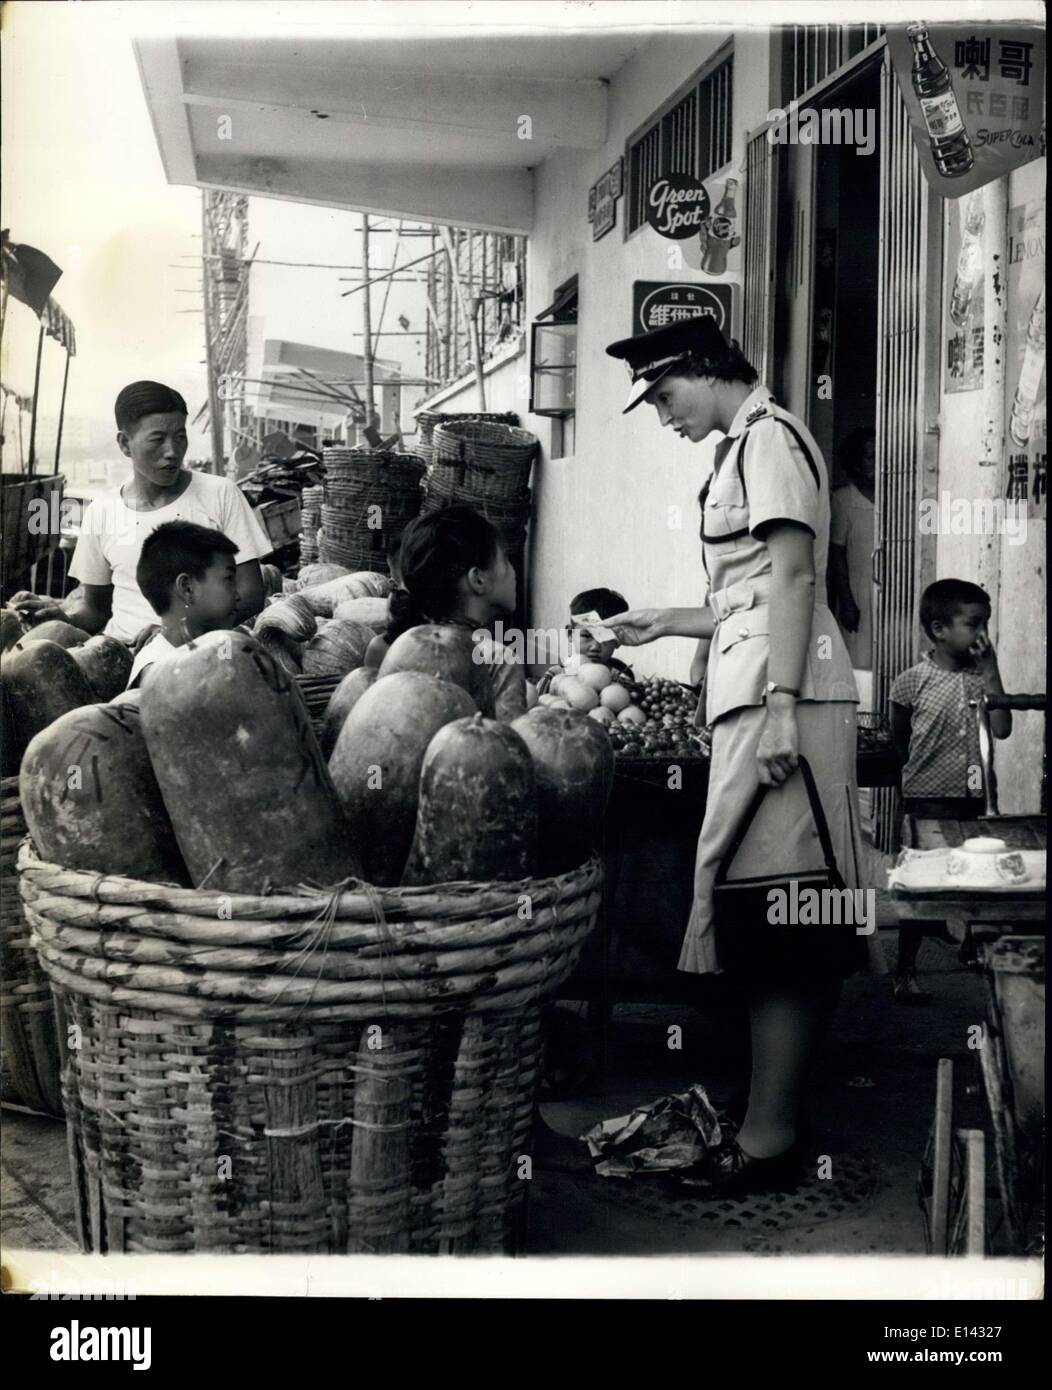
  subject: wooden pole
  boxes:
[26,321,45,474]
[52,349,71,476]
[360,215,376,435]
[201,196,225,474]
[931,1057,953,1256]
[439,226,486,410]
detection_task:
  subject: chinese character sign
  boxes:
[632,282,738,338]
[944,189,985,393]
[887,22,1044,196]
[1005,198,1046,519]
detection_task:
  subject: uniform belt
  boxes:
[708,579,771,623]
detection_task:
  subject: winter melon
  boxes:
[329,671,476,885]
[378,624,490,713]
[510,707,613,876]
[402,714,537,885]
[139,633,360,893]
[69,634,133,701]
[20,701,188,882]
[320,666,377,757]
[1,640,97,754]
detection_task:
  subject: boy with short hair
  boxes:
[537,586,635,692]
[888,578,1013,999]
[13,381,270,644]
[127,521,241,688]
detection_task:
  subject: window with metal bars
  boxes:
[779,23,885,104]
[626,54,734,234]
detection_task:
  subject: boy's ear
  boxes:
[173,571,194,604]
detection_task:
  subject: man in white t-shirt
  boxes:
[13,381,271,644]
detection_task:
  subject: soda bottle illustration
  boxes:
[907,22,974,178]
[701,180,741,274]
[949,190,985,327]
[1009,287,1046,447]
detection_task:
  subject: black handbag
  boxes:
[713,756,866,980]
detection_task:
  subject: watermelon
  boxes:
[329,672,476,885]
[402,714,537,885]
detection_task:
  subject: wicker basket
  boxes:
[18,844,601,1254]
[421,484,532,556]
[1,776,62,1115]
[430,421,538,501]
[318,450,425,573]
[415,411,520,466]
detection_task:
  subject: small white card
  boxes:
[570,609,617,642]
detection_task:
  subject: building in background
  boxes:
[137,20,1046,816]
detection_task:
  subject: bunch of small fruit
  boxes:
[537,661,709,760]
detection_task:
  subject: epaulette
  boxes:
[744,400,772,426]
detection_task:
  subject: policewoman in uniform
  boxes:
[606,318,870,1196]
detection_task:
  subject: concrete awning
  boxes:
[133,29,646,233]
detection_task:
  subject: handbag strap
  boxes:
[715,756,841,885]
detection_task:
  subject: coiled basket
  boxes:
[1,776,62,1115]
[18,844,602,1255]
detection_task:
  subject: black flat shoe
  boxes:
[702,1137,803,1197]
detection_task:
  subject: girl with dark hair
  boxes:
[368,504,527,720]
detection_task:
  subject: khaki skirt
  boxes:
[679,700,885,977]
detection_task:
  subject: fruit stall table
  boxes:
[562,739,901,1006]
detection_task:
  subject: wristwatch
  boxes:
[765,682,799,698]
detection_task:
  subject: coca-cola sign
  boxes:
[644,174,711,239]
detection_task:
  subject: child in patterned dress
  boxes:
[888,579,1013,1000]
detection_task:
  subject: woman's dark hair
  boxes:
[919,578,990,640]
[385,504,503,644]
[664,338,758,388]
[837,426,876,481]
[136,520,237,616]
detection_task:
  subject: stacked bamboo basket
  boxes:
[1,775,62,1115]
[298,485,324,566]
[421,420,539,628]
[19,844,602,1254]
[414,410,521,468]
[318,450,425,573]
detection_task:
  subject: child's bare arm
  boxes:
[888,701,912,767]
[970,634,1013,737]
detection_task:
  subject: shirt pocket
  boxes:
[716,605,770,655]
[705,472,751,545]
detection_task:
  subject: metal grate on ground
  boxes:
[573,1149,879,1232]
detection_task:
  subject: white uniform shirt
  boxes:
[701,387,859,725]
[70,471,271,643]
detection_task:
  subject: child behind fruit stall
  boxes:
[375,504,527,720]
[125,521,241,689]
[888,578,1013,1001]
[536,588,635,694]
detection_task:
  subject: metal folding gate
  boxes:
[743,128,776,383]
[872,58,941,850]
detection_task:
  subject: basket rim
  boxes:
[17,840,601,925]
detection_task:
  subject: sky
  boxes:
[1,2,214,479]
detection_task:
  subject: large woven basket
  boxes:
[318,450,425,572]
[430,421,538,501]
[415,411,520,466]
[18,845,601,1254]
[421,484,532,555]
[1,776,62,1115]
